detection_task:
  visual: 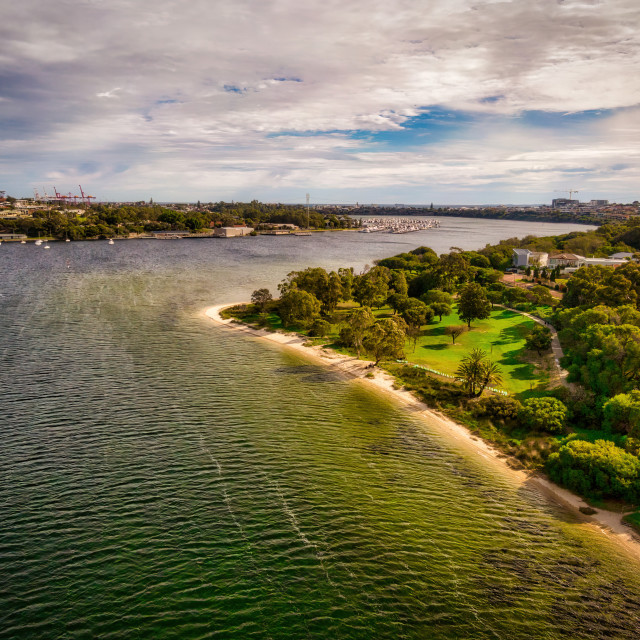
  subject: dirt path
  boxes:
[495,304,571,387]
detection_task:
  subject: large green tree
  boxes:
[363,317,407,366]
[525,325,553,356]
[342,306,375,357]
[457,283,491,328]
[353,266,391,308]
[278,289,321,327]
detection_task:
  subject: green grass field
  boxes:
[399,305,548,395]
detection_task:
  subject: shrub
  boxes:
[473,396,521,421]
[308,319,331,337]
[519,397,567,434]
[603,391,640,436]
[547,439,640,502]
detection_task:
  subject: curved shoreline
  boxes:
[205,303,640,560]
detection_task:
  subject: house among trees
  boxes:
[511,248,549,267]
[547,253,583,268]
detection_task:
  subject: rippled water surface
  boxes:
[2,220,640,639]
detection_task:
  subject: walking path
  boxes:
[494,304,570,388]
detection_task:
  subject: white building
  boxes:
[511,249,548,268]
[213,226,254,237]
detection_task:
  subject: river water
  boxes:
[2,218,640,639]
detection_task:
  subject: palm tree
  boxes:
[455,348,503,397]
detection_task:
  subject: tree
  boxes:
[519,397,567,434]
[353,266,391,308]
[445,325,466,345]
[525,325,552,356]
[401,299,432,329]
[324,271,344,313]
[603,391,640,436]
[388,293,410,314]
[344,306,375,357]
[421,290,453,307]
[457,283,491,328]
[430,301,452,321]
[473,396,521,421]
[338,267,354,301]
[528,285,554,307]
[251,288,273,312]
[455,348,502,397]
[486,290,503,309]
[421,291,453,321]
[363,317,407,365]
[278,289,321,327]
[388,270,408,297]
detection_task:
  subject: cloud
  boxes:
[1,0,639,201]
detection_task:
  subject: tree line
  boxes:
[0,200,358,240]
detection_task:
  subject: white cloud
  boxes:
[1,0,639,201]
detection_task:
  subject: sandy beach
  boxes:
[205,303,640,560]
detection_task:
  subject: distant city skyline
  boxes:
[2,0,639,203]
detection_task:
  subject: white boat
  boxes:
[21,240,26,244]
[43,243,50,249]
[108,238,115,245]
[35,239,42,246]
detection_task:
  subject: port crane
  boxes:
[79,185,96,207]
[554,189,580,200]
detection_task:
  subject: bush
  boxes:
[473,396,521,421]
[339,326,355,348]
[519,397,567,434]
[603,391,640,436]
[308,319,331,337]
[547,439,640,503]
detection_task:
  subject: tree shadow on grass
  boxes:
[492,323,531,346]
[420,343,449,351]
[424,325,449,337]
[499,347,537,381]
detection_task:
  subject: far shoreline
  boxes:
[205,302,640,561]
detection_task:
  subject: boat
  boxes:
[35,239,42,246]
[293,232,312,236]
[43,243,50,249]
[21,240,26,244]
[65,238,70,242]
[108,238,115,245]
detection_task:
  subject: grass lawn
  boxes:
[401,305,550,395]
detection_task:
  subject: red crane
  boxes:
[53,186,69,205]
[79,185,96,207]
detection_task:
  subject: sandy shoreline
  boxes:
[205,302,640,560]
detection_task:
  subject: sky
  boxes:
[1,0,639,205]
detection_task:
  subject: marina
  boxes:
[358,217,440,233]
